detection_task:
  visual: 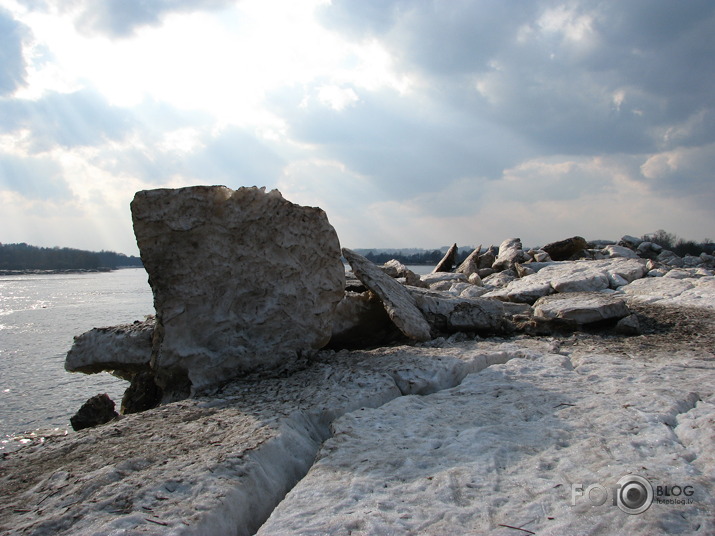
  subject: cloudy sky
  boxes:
[1,0,714,255]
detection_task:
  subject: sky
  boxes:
[1,0,714,255]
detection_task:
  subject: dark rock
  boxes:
[328,292,404,349]
[70,393,119,431]
[478,247,496,270]
[121,372,163,414]
[542,236,588,261]
[616,314,642,336]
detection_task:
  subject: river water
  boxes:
[0,264,436,451]
[0,268,153,450]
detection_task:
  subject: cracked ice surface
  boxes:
[0,341,541,535]
[258,352,715,535]
[2,324,714,535]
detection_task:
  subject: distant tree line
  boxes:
[0,243,143,271]
[641,230,714,257]
[354,248,474,266]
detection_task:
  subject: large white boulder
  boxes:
[131,186,345,397]
[602,244,639,258]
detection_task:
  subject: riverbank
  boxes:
[0,267,135,276]
[1,287,713,535]
[3,185,714,534]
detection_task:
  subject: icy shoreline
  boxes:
[4,185,715,534]
[1,302,714,534]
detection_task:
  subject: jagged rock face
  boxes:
[455,245,481,276]
[131,186,345,397]
[407,287,507,334]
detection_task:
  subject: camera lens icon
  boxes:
[616,475,653,514]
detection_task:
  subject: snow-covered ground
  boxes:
[1,276,714,535]
[259,349,714,535]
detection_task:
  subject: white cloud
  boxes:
[316,85,359,111]
[1,0,714,254]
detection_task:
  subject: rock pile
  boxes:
[64,187,715,427]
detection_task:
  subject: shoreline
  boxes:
[0,266,142,277]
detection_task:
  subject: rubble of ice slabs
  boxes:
[482,258,647,304]
[0,340,551,536]
[258,354,715,536]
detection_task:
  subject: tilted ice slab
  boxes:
[0,340,545,535]
[258,352,715,535]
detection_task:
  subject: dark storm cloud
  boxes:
[267,86,534,200]
[73,0,235,38]
[594,2,715,133]
[318,0,715,157]
[320,0,538,76]
[0,89,134,151]
[0,8,28,96]
[0,153,72,200]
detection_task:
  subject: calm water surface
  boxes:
[0,269,153,450]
